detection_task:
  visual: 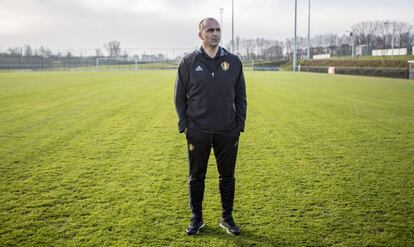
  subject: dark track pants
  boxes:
[185,127,240,220]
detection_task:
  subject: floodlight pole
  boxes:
[231,0,234,53]
[293,0,297,71]
[351,32,354,58]
[385,21,390,49]
[307,0,311,60]
[346,30,354,58]
[220,8,224,46]
[392,21,395,59]
[385,21,395,59]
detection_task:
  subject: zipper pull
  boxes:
[212,72,215,78]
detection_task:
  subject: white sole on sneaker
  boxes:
[198,223,205,233]
[219,223,236,235]
[186,223,205,235]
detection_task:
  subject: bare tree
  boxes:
[23,45,33,56]
[95,48,103,57]
[394,21,413,48]
[104,40,121,57]
[226,19,413,59]
[7,47,22,56]
[284,38,292,57]
[236,36,240,54]
[38,46,52,57]
[351,21,377,47]
[351,20,413,49]
[338,34,350,45]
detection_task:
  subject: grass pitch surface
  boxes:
[1,71,413,246]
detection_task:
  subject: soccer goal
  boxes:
[242,59,281,71]
[241,60,255,71]
[409,61,414,80]
[96,57,182,71]
[96,57,139,71]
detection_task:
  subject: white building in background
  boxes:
[313,54,330,60]
[372,48,407,56]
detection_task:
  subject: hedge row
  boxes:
[300,66,408,79]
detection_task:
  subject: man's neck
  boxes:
[202,45,220,58]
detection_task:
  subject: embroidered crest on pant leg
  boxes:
[188,143,195,151]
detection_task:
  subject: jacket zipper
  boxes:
[210,60,215,78]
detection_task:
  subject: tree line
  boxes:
[227,20,413,59]
[1,20,413,60]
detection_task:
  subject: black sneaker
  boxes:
[186,217,205,235]
[220,218,241,235]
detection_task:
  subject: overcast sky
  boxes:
[1,0,413,51]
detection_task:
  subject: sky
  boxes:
[1,0,413,51]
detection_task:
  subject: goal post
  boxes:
[95,57,182,71]
[409,61,414,80]
[241,59,255,71]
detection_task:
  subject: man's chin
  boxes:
[203,41,220,48]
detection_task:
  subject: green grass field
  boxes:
[1,71,413,246]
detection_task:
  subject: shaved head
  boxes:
[199,18,220,32]
[198,17,221,51]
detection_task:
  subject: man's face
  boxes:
[199,20,221,47]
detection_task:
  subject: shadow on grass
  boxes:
[199,224,288,246]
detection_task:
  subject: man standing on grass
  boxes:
[174,17,247,235]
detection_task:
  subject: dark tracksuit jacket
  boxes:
[174,46,247,218]
[174,47,247,134]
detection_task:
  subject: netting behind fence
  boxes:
[0,55,284,72]
[0,48,193,71]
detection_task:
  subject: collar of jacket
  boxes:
[196,46,228,59]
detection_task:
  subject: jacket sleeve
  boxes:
[174,59,189,133]
[235,61,247,132]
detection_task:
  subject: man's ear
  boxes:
[198,32,203,40]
